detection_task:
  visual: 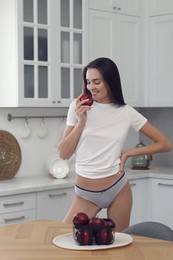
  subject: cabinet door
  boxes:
[58,0,87,107]
[149,178,173,229]
[37,188,75,221]
[20,0,51,107]
[89,10,141,107]
[89,10,116,60]
[146,15,173,107]
[147,0,173,16]
[129,178,148,225]
[115,15,141,107]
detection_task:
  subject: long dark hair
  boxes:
[82,57,126,105]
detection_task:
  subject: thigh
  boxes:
[63,194,101,224]
[107,182,132,232]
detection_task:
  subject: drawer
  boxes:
[0,193,36,214]
[37,187,75,221]
[0,209,36,226]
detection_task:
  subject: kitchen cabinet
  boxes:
[37,187,75,221]
[148,178,173,229]
[0,0,88,107]
[147,0,173,16]
[0,193,36,226]
[129,178,148,225]
[143,14,173,107]
[89,9,142,107]
[89,0,142,16]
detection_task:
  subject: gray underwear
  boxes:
[75,172,127,208]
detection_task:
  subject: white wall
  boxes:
[0,107,74,178]
[0,107,139,178]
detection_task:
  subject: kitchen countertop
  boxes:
[0,167,173,197]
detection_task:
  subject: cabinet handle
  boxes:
[48,192,67,198]
[130,183,136,187]
[52,100,56,104]
[158,183,173,187]
[3,201,24,208]
[117,7,121,10]
[113,6,117,9]
[4,216,25,223]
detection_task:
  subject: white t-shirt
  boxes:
[66,100,147,179]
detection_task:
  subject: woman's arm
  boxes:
[119,121,173,173]
[58,95,91,160]
[58,124,84,160]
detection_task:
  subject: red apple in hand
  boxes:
[80,93,93,106]
[73,212,89,226]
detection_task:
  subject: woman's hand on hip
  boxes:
[119,151,129,174]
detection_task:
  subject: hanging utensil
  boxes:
[37,117,48,138]
[19,117,32,139]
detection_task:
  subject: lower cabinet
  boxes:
[37,187,75,221]
[0,187,75,226]
[0,193,37,226]
[148,178,173,229]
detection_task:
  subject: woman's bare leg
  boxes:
[63,194,101,224]
[107,182,132,232]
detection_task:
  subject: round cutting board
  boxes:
[0,130,21,180]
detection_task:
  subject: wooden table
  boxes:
[0,220,173,260]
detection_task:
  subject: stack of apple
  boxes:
[73,212,115,246]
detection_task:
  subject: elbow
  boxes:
[163,139,173,152]
[167,141,173,152]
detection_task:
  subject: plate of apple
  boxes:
[53,212,133,250]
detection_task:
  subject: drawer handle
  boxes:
[3,201,24,207]
[130,183,136,187]
[4,216,25,223]
[158,183,173,187]
[48,192,67,198]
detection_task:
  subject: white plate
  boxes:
[46,155,69,178]
[53,232,133,251]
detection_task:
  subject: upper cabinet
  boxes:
[0,0,88,107]
[142,0,173,107]
[89,0,173,107]
[89,0,142,16]
[144,14,173,107]
[89,1,142,107]
[147,0,173,16]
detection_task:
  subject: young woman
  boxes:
[58,57,172,231]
